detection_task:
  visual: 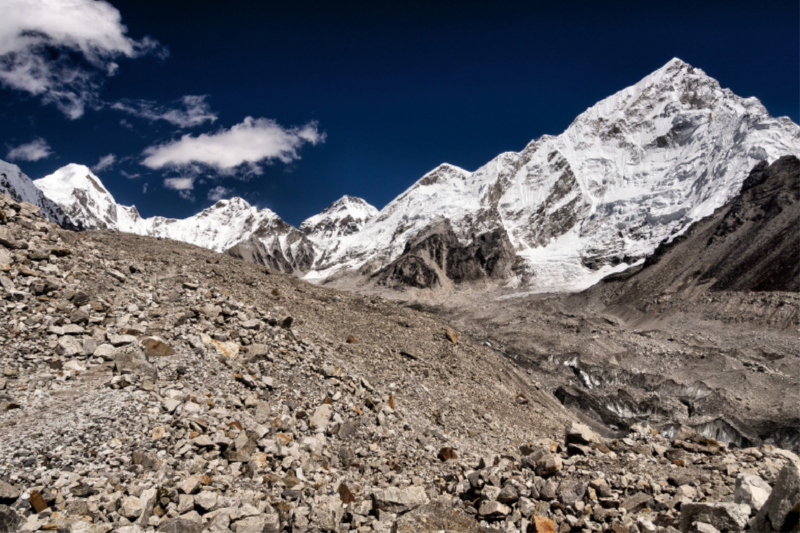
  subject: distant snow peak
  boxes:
[31,166,311,271]
[300,195,378,246]
[34,164,119,230]
[0,159,73,227]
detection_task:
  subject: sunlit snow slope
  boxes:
[306,58,800,291]
[0,159,73,228]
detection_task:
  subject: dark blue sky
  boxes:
[1,0,797,226]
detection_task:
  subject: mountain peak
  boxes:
[34,164,119,230]
[300,195,378,246]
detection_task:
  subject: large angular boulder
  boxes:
[734,473,772,511]
[565,421,601,445]
[679,502,750,532]
[394,498,493,532]
[373,486,429,514]
[752,459,800,532]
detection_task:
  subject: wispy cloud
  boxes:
[120,169,140,179]
[111,95,217,128]
[163,176,195,201]
[6,138,52,161]
[92,153,116,172]
[141,117,324,175]
[0,0,165,119]
[207,185,233,202]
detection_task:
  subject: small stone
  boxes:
[232,514,280,533]
[194,491,217,512]
[445,329,458,343]
[478,500,510,519]
[530,515,556,533]
[558,480,588,506]
[438,447,458,462]
[565,421,600,445]
[535,453,563,476]
[178,475,203,495]
[119,496,144,518]
[157,518,202,533]
[346,334,358,344]
[163,399,181,413]
[142,337,174,357]
[621,492,652,513]
[0,480,20,505]
[691,522,721,533]
[337,483,355,504]
[28,491,47,513]
[310,404,332,433]
[94,343,116,360]
[109,334,137,346]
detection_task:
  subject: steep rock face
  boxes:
[0,159,74,228]
[226,218,317,274]
[371,220,515,289]
[309,58,800,292]
[591,156,800,308]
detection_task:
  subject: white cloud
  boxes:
[111,95,217,128]
[120,170,140,179]
[164,175,196,201]
[207,185,233,202]
[0,0,164,119]
[92,153,115,172]
[6,138,52,161]
[141,117,324,173]
[164,176,194,190]
[142,183,148,194]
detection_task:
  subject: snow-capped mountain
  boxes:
[0,159,75,228]
[300,195,378,248]
[7,58,800,292]
[305,58,800,291]
[33,164,315,272]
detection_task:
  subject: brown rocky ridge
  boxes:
[1,190,800,532]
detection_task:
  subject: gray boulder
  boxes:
[679,502,750,532]
[752,459,800,532]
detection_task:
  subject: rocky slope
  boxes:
[3,192,800,532]
[395,157,799,465]
[590,155,800,305]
